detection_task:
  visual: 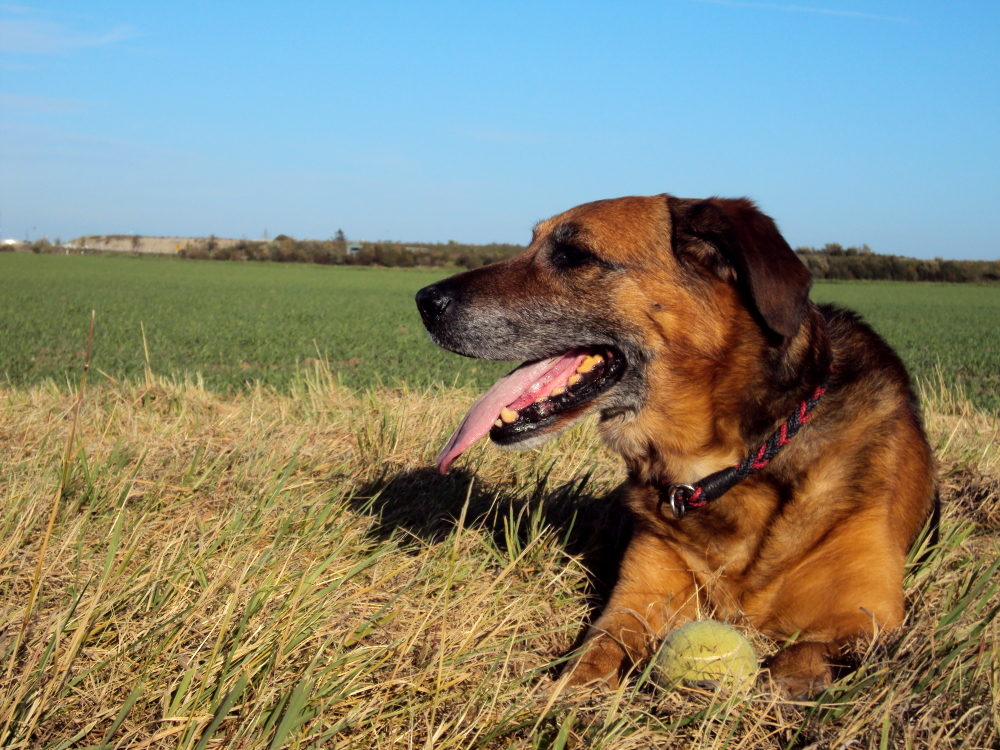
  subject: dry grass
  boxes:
[1,361,998,749]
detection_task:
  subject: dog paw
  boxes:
[766,641,834,700]
[558,651,624,691]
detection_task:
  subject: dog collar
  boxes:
[655,368,832,520]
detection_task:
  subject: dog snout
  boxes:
[415,283,452,326]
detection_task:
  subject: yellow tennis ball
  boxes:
[652,621,758,692]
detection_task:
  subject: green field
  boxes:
[0,253,511,393]
[2,253,999,411]
[810,281,1000,412]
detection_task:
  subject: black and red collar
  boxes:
[654,367,833,519]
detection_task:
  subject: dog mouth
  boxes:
[436,346,624,472]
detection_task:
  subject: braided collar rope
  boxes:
[655,367,832,519]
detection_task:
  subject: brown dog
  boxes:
[415,194,937,697]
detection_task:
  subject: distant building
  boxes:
[346,242,363,256]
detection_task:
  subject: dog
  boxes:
[415,194,937,698]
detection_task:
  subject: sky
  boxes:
[1,1,998,259]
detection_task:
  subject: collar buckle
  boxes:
[666,483,695,519]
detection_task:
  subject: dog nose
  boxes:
[415,284,452,323]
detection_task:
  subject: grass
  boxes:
[2,254,999,412]
[1,358,998,748]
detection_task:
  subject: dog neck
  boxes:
[601,302,832,491]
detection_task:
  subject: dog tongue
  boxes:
[436,351,586,473]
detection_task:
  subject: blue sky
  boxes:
[1,1,997,259]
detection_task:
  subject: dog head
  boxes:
[417,194,812,472]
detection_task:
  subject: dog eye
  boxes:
[550,243,595,269]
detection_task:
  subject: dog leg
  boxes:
[564,530,698,687]
[764,587,903,699]
[764,607,903,699]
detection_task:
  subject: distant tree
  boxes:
[131,234,141,251]
[335,228,346,242]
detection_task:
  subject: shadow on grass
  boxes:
[349,465,632,618]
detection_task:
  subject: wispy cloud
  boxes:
[0,18,135,54]
[0,92,90,113]
[0,121,203,168]
[692,0,917,24]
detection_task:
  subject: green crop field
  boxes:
[0,253,513,393]
[1,253,999,411]
[810,281,1000,413]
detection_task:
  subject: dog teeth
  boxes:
[500,407,519,423]
[577,354,604,374]
[551,386,566,396]
[567,374,581,386]
[494,419,503,428]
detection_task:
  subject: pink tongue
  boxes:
[437,351,587,473]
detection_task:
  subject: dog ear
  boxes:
[670,197,812,339]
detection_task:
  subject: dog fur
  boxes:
[415,194,937,697]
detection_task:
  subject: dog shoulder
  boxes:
[819,303,917,407]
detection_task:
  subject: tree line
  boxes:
[8,234,998,282]
[183,236,1000,282]
[177,235,524,270]
[794,243,1000,283]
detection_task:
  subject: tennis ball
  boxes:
[652,621,758,692]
